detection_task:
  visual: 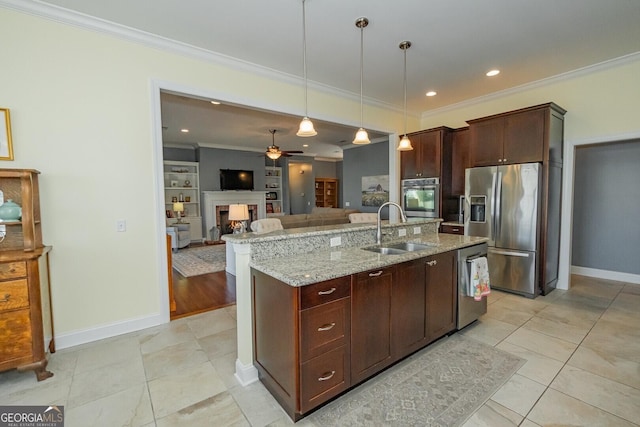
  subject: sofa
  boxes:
[276,207,361,229]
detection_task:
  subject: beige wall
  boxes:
[0,8,410,347]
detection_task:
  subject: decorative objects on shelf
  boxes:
[0,108,14,161]
[0,199,21,221]
[353,17,370,145]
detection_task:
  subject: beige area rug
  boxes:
[172,245,226,277]
[306,333,524,426]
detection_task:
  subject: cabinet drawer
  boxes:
[300,345,349,413]
[300,298,349,361]
[300,276,350,309]
[0,279,29,312]
[440,224,464,235]
[0,309,32,362]
[0,262,27,280]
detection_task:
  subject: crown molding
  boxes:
[421,51,640,120]
[0,0,405,115]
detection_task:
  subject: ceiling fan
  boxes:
[265,129,304,159]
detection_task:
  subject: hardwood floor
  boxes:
[170,269,236,320]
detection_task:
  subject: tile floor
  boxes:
[0,274,639,426]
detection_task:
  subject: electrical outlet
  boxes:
[330,236,341,247]
[398,229,406,237]
[0,224,5,238]
[345,201,350,206]
[413,226,421,234]
[117,220,127,232]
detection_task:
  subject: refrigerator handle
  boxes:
[494,170,502,240]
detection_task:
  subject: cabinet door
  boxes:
[400,144,420,179]
[503,109,545,164]
[470,118,504,167]
[391,259,427,359]
[351,267,394,384]
[417,130,442,178]
[425,251,457,342]
[451,128,470,196]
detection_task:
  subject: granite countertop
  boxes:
[250,233,488,287]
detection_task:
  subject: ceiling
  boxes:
[29,0,640,158]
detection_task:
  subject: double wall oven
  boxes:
[401,177,440,218]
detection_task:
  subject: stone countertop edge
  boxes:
[249,234,489,287]
[221,217,441,244]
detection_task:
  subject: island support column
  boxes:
[232,242,259,385]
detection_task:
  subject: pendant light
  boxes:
[266,129,282,160]
[296,0,317,137]
[353,17,370,145]
[397,40,414,151]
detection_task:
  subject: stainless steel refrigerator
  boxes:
[464,163,542,297]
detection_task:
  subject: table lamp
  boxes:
[228,203,249,234]
[173,202,185,223]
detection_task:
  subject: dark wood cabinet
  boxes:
[425,251,457,342]
[252,272,351,421]
[351,266,394,384]
[450,127,470,196]
[468,103,566,167]
[440,224,464,235]
[252,249,460,420]
[401,127,453,180]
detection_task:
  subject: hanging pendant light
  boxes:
[297,0,317,137]
[353,17,370,145]
[397,40,413,151]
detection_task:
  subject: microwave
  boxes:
[401,177,440,218]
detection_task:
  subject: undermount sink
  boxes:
[386,242,435,252]
[362,241,436,255]
[361,246,407,255]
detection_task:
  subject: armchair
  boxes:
[167,223,190,251]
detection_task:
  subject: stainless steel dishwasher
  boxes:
[457,243,488,329]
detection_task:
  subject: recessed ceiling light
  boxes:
[210,100,220,105]
[180,129,189,133]
[303,144,309,147]
[426,91,437,97]
[486,69,500,77]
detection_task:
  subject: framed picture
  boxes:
[0,108,14,161]
[170,180,178,187]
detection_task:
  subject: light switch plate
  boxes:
[398,229,407,236]
[330,236,341,247]
[413,226,421,234]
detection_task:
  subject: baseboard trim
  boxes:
[54,313,166,350]
[571,266,640,285]
[234,358,259,387]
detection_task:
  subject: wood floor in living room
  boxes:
[170,269,236,320]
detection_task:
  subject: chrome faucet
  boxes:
[376,201,408,245]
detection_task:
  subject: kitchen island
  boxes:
[222,218,488,415]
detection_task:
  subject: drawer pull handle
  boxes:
[0,294,10,303]
[318,287,336,296]
[369,270,383,277]
[318,371,336,382]
[427,260,437,266]
[317,322,336,332]
[452,228,459,232]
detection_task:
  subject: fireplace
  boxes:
[202,191,267,241]
[216,204,258,236]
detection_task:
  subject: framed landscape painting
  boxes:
[361,174,389,207]
[0,108,14,160]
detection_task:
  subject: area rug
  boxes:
[172,245,226,277]
[305,333,524,426]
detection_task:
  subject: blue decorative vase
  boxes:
[0,199,22,221]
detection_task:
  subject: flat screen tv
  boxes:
[220,169,254,191]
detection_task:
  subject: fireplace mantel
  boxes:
[202,191,267,240]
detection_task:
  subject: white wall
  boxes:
[418,55,640,289]
[0,7,411,347]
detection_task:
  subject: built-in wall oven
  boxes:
[401,177,440,218]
